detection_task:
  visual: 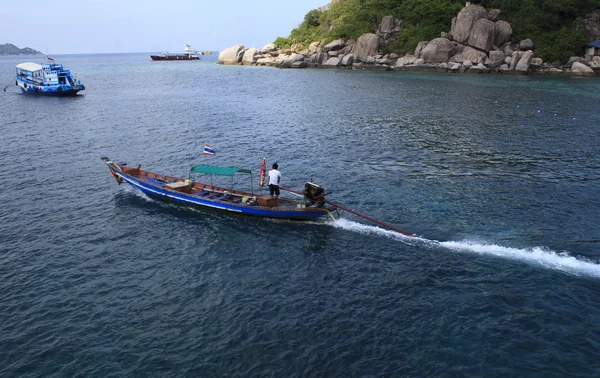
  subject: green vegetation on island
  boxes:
[0,43,42,56]
[275,0,600,62]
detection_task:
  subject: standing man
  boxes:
[268,163,281,198]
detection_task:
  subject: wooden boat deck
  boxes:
[121,165,298,209]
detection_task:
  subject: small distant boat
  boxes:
[101,157,337,221]
[15,59,85,96]
[150,44,201,61]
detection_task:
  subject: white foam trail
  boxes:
[333,218,416,240]
[440,241,600,278]
[333,218,600,278]
[123,185,154,202]
[120,190,600,278]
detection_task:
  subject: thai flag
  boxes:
[47,56,55,62]
[202,143,215,156]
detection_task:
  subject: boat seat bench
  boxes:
[214,195,232,201]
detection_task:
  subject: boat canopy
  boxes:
[16,62,43,72]
[190,165,252,176]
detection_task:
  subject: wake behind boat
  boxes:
[102,157,337,221]
[15,59,85,96]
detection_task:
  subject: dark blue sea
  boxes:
[1,53,599,377]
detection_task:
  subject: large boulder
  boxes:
[583,9,600,41]
[451,46,486,64]
[503,42,515,56]
[420,38,455,63]
[571,61,595,76]
[519,39,534,51]
[448,62,462,71]
[468,18,495,52]
[509,51,522,70]
[487,9,501,21]
[256,57,276,66]
[548,67,565,75]
[323,57,341,67]
[262,43,277,52]
[379,16,397,34]
[515,51,533,72]
[531,57,543,67]
[494,21,512,47]
[378,15,402,46]
[290,43,302,53]
[488,50,506,68]
[395,55,418,67]
[414,41,428,59]
[308,41,321,54]
[342,39,356,54]
[451,5,487,43]
[291,61,307,68]
[566,56,588,67]
[312,52,327,65]
[340,54,355,66]
[375,56,390,65]
[241,47,258,65]
[218,44,245,64]
[292,54,305,62]
[278,58,295,68]
[323,39,345,52]
[354,33,380,61]
[468,62,490,73]
[499,64,511,72]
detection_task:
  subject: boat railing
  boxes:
[17,74,43,85]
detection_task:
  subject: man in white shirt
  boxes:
[268,163,281,198]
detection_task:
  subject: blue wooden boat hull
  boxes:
[102,157,333,221]
[16,78,84,96]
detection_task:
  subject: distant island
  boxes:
[0,43,42,56]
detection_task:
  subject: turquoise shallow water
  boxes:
[1,53,600,376]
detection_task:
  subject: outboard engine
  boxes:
[304,182,326,207]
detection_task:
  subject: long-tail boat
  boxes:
[101,157,337,221]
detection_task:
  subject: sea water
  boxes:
[1,53,599,376]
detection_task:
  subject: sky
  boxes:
[0,0,328,54]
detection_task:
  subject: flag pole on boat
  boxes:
[259,158,266,196]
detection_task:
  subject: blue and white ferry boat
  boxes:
[15,59,85,96]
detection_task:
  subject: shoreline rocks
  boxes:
[218,4,599,77]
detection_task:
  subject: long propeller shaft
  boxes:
[280,187,414,237]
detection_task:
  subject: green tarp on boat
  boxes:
[190,165,252,176]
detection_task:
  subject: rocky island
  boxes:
[0,43,42,56]
[219,1,600,77]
